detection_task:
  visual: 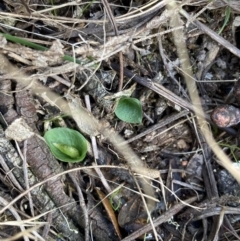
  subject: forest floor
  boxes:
[0,0,240,240]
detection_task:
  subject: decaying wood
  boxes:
[2,41,64,67]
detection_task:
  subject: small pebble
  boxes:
[211,105,240,127]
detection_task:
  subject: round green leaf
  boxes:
[44,127,87,163]
[115,97,143,124]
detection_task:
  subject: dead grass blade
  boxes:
[212,207,225,241]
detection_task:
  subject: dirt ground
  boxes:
[0,0,240,240]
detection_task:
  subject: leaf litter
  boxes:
[0,0,240,240]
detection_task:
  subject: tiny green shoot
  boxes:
[218,6,231,35]
[110,187,122,211]
[50,0,57,16]
[78,0,96,18]
[218,142,240,163]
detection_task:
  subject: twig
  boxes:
[84,95,99,160]
[212,207,225,241]
[84,95,113,197]
[122,110,189,144]
[129,168,160,241]
[68,174,89,241]
[101,0,123,91]
[22,140,34,217]
[180,9,240,59]
[157,34,190,100]
[84,95,121,208]
[41,213,52,239]
[0,196,30,241]
[51,75,72,87]
[0,155,24,192]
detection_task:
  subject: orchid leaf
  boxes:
[44,127,87,163]
[115,97,143,124]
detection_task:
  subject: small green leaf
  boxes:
[44,127,87,163]
[52,143,80,158]
[218,6,231,35]
[115,97,143,124]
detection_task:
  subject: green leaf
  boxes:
[44,127,87,163]
[115,97,143,124]
[218,6,231,35]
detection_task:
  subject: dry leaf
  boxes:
[95,188,122,239]
[5,118,35,141]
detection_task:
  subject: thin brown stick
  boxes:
[22,140,34,217]
[0,196,30,241]
[158,34,190,100]
[84,96,115,205]
[68,174,89,241]
[180,9,240,59]
[122,110,189,144]
[132,167,161,240]
[41,213,52,239]
[101,0,124,91]
[0,155,24,192]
